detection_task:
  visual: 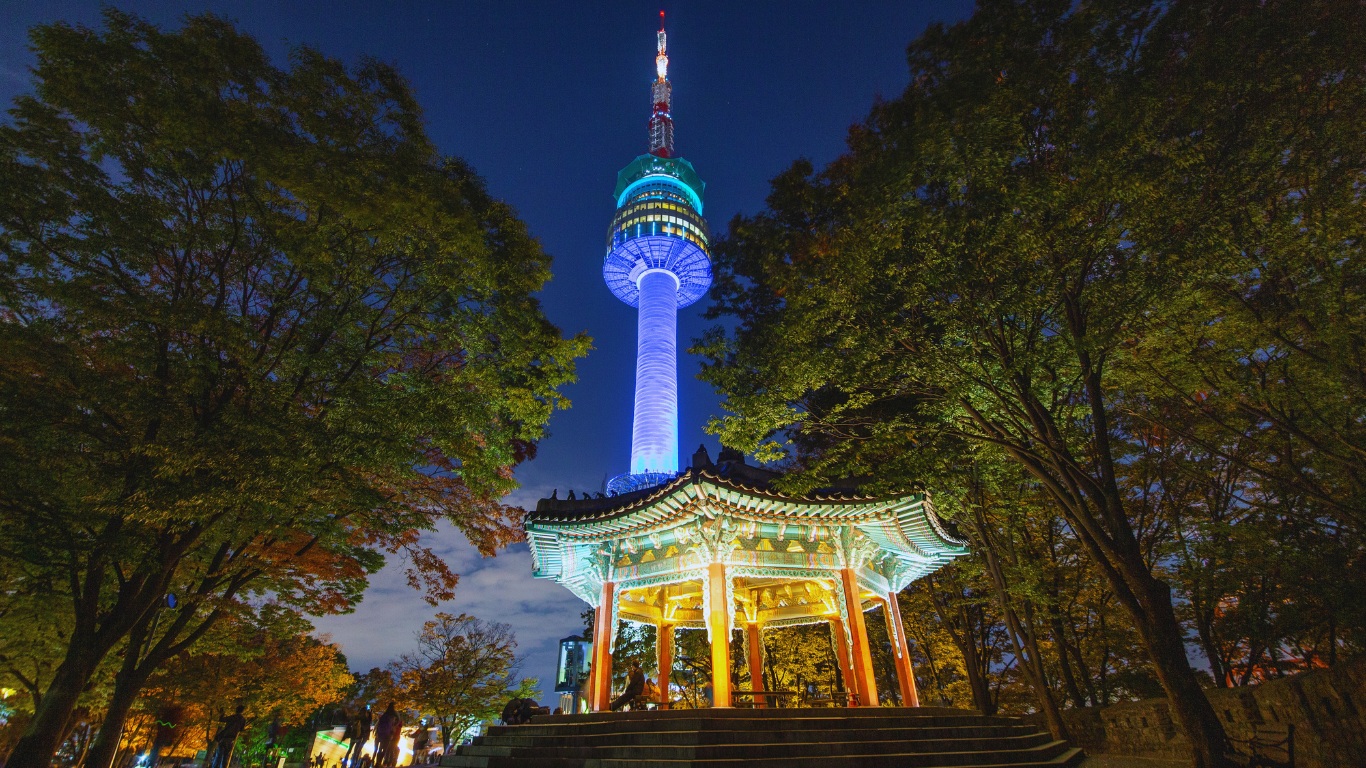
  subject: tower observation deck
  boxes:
[604,12,712,496]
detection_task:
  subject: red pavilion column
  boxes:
[840,568,879,706]
[706,562,732,707]
[884,591,920,707]
[657,622,675,707]
[829,616,857,705]
[589,581,616,712]
[745,622,766,707]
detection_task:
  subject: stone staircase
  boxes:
[441,707,1085,768]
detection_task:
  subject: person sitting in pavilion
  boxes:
[609,659,646,711]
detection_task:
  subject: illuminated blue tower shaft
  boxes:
[603,15,713,496]
[631,269,680,474]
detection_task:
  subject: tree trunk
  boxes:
[1069,627,1100,707]
[85,659,153,768]
[1084,356,1231,767]
[1049,613,1089,709]
[973,374,1234,767]
[84,591,228,768]
[1043,543,1089,709]
[1128,573,1232,768]
[957,631,996,716]
[973,510,1069,741]
[927,576,998,716]
[5,649,104,768]
[1012,604,1068,739]
[1097,610,1112,704]
[1072,508,1232,766]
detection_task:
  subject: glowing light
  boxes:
[601,15,711,497]
[656,11,668,79]
[616,174,704,213]
[630,269,680,475]
[602,235,711,309]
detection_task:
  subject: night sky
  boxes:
[1,1,974,706]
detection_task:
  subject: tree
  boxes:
[4,608,352,768]
[900,566,1006,713]
[390,614,526,748]
[696,2,1364,764]
[609,622,658,695]
[135,608,353,763]
[1125,0,1366,538]
[347,668,403,716]
[755,624,841,704]
[0,11,586,768]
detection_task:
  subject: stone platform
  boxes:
[441,707,1085,768]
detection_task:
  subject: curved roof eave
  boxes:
[524,470,969,562]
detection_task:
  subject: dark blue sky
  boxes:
[2,0,974,707]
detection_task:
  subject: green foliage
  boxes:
[697,0,1364,759]
[609,622,657,690]
[758,624,841,702]
[0,10,586,768]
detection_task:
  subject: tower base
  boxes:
[606,471,677,496]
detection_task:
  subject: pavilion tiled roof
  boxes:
[528,462,883,525]
[524,451,968,603]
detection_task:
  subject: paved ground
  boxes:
[1079,756,1190,768]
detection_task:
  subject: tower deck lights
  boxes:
[605,11,712,496]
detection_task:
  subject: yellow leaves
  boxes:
[143,615,353,754]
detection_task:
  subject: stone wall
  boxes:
[1050,659,1366,768]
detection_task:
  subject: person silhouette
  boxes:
[342,705,372,768]
[373,703,402,768]
[208,706,247,768]
[610,660,647,711]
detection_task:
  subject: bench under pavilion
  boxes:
[526,446,969,711]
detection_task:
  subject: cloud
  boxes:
[309,522,587,703]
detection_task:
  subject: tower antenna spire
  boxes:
[649,10,673,157]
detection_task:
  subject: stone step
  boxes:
[460,733,1059,762]
[485,714,1024,739]
[442,709,1085,768]
[443,743,1085,768]
[545,706,975,722]
[474,725,1042,749]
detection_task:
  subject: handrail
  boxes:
[1224,723,1295,768]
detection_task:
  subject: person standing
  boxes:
[409,723,429,766]
[373,703,402,768]
[342,706,371,768]
[208,706,248,768]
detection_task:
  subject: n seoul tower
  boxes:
[604,12,712,496]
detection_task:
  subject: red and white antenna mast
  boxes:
[648,10,674,157]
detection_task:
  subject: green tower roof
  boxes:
[614,154,706,207]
